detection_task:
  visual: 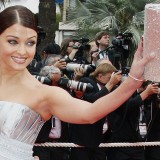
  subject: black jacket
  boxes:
[70,76,111,147]
[107,92,144,142]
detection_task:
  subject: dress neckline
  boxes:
[0,100,37,113]
[0,100,46,121]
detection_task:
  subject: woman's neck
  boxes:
[0,68,28,85]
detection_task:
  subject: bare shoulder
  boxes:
[26,74,70,104]
[33,83,71,106]
[38,84,71,101]
[33,84,72,119]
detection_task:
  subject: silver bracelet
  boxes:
[128,73,144,82]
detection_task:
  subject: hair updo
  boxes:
[0,5,38,34]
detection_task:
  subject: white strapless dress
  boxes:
[0,101,45,160]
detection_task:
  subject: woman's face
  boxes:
[0,24,37,71]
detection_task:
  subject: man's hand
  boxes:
[140,83,159,100]
[105,71,122,91]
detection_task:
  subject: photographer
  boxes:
[107,82,159,160]
[94,31,114,65]
[60,38,80,62]
[60,37,94,79]
[95,31,132,70]
[28,42,61,75]
[33,65,70,160]
[70,62,122,160]
[44,54,67,71]
[142,82,160,160]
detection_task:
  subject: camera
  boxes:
[34,74,94,92]
[57,77,94,92]
[121,67,130,82]
[72,37,90,49]
[121,66,130,75]
[66,63,94,72]
[34,75,52,85]
[115,67,130,83]
[72,37,91,59]
[112,32,133,47]
[59,55,72,63]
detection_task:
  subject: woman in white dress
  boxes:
[0,5,154,160]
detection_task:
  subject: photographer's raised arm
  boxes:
[68,42,80,61]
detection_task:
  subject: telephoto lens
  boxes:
[57,77,94,92]
[34,75,52,85]
[68,80,94,92]
[66,63,95,73]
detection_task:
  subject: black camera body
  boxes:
[72,37,91,58]
[114,67,130,83]
[73,37,90,49]
[34,75,52,85]
[112,32,133,46]
[121,66,130,75]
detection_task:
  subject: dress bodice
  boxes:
[0,101,45,160]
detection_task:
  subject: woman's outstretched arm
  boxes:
[44,40,155,124]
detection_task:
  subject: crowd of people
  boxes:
[0,4,159,160]
[31,29,160,160]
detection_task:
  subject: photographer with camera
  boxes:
[95,31,132,70]
[141,82,160,160]
[94,31,114,64]
[69,62,122,160]
[33,65,70,160]
[44,53,68,71]
[60,38,80,62]
[106,82,159,160]
[34,53,94,97]
[28,42,61,75]
[60,37,95,79]
[60,38,81,79]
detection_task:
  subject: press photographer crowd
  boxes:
[29,30,160,160]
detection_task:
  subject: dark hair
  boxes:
[60,38,73,56]
[95,31,109,46]
[0,5,38,34]
[43,43,60,55]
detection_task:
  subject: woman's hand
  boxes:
[129,38,155,81]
